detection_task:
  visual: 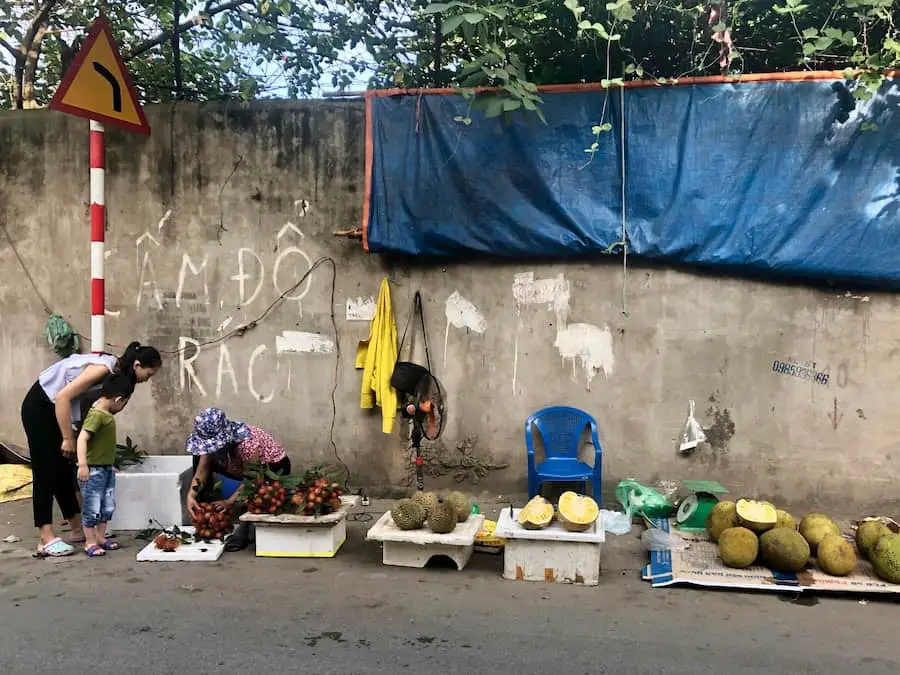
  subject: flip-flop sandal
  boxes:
[35,538,75,558]
[100,540,120,551]
[84,544,105,557]
[224,523,251,552]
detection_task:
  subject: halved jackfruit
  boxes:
[557,491,600,533]
[735,498,778,533]
[518,496,554,530]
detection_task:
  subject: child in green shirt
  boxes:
[76,373,134,557]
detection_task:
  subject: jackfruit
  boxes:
[411,491,440,518]
[446,491,472,523]
[735,499,778,533]
[518,496,554,530]
[871,533,900,584]
[557,491,600,532]
[775,509,797,530]
[706,501,738,542]
[718,527,759,569]
[799,513,841,554]
[856,520,891,561]
[816,533,857,577]
[427,499,457,534]
[759,527,810,573]
[390,498,426,530]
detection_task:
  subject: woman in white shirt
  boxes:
[21,341,162,557]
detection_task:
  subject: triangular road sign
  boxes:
[50,16,151,135]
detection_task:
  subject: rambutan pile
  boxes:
[246,477,287,515]
[191,502,235,540]
[290,473,343,516]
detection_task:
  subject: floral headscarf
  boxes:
[184,407,251,456]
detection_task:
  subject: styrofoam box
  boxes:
[494,508,605,586]
[109,456,193,531]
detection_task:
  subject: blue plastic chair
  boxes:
[526,406,603,502]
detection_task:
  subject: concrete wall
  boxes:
[1,101,897,511]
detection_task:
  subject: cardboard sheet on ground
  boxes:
[642,518,900,595]
[0,465,33,503]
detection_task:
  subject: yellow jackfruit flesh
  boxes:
[517,496,554,530]
[735,499,778,533]
[557,491,600,533]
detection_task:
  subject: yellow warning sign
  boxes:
[50,16,150,135]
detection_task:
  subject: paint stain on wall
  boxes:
[512,272,570,323]
[346,296,376,321]
[444,291,487,365]
[445,291,487,333]
[275,330,335,354]
[554,323,615,390]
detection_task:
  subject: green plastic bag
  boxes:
[615,480,674,519]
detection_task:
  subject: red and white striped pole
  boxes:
[89,120,105,353]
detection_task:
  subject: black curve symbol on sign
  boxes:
[92,62,122,113]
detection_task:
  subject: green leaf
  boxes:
[483,97,505,119]
[423,3,453,13]
[578,20,592,30]
[801,28,818,39]
[802,42,817,56]
[463,12,485,24]
[712,22,727,32]
[278,0,291,15]
[814,36,834,50]
[442,15,466,34]
[601,77,625,88]
[502,99,522,112]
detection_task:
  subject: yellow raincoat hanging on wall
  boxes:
[356,278,398,434]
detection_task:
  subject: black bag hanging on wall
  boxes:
[390,291,432,396]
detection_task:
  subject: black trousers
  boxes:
[21,382,81,528]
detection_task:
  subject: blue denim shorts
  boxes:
[79,466,116,528]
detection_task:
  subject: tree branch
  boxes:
[125,0,251,60]
[0,36,16,58]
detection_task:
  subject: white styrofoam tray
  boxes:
[494,508,605,544]
[135,526,233,562]
[239,495,360,526]
[367,511,484,546]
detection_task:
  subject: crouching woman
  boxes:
[184,408,291,551]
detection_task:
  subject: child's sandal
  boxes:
[84,544,105,557]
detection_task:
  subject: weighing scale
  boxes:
[675,480,728,533]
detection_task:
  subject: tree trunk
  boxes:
[12,56,25,110]
[21,25,49,109]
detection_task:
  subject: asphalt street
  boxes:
[1,500,898,675]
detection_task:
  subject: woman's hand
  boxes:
[211,500,230,512]
[61,438,76,458]
[77,464,89,483]
[186,492,200,516]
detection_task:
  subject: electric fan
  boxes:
[390,292,447,491]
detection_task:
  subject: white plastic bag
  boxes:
[679,400,707,455]
[600,509,632,535]
[642,527,689,552]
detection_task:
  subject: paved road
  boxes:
[1,504,898,675]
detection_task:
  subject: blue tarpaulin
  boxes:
[365,78,900,286]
